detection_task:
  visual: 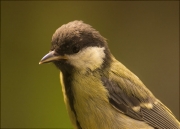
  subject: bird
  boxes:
[39,20,180,129]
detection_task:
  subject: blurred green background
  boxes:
[1,1,179,128]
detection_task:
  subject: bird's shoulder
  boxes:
[107,58,154,101]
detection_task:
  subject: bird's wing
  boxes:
[101,60,180,129]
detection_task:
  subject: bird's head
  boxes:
[39,21,112,73]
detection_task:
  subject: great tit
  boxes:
[39,20,180,129]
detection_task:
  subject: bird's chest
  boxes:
[61,72,154,129]
[63,72,115,129]
[72,74,113,128]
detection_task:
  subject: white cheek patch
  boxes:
[66,47,105,71]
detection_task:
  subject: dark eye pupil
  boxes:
[72,45,80,53]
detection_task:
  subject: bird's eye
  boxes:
[72,45,80,53]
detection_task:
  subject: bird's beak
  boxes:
[39,51,67,64]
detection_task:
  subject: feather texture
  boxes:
[101,57,180,129]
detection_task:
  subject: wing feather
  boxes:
[101,76,180,129]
